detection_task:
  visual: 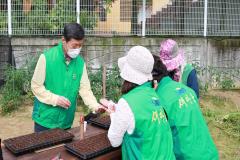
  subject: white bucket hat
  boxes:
[118,46,154,85]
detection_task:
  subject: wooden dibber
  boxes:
[79,115,84,140]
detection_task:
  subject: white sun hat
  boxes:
[118,46,154,85]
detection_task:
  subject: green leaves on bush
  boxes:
[0,53,40,114]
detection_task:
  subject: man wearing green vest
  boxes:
[100,46,176,160]
[31,23,102,132]
[152,55,219,160]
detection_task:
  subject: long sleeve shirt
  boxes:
[31,54,99,111]
[108,98,135,147]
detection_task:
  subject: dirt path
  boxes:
[0,104,82,140]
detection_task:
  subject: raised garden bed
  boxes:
[3,128,74,156]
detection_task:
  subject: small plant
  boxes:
[88,68,103,101]
[0,66,27,114]
[0,53,40,114]
[106,65,122,102]
[219,76,235,89]
[221,112,240,138]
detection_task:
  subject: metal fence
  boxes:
[0,0,239,36]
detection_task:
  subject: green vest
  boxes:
[156,77,219,160]
[32,42,84,129]
[121,82,175,160]
[181,64,194,85]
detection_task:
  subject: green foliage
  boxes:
[0,66,27,114]
[0,53,40,114]
[219,76,235,89]
[48,0,76,33]
[77,66,122,113]
[0,0,97,35]
[88,68,103,101]
[87,66,122,102]
[223,113,240,131]
[193,62,238,92]
[106,66,122,102]
[0,11,7,31]
[201,93,240,140]
[79,10,97,30]
[24,0,50,33]
[220,112,240,139]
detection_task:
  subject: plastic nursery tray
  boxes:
[3,128,74,155]
[65,132,116,160]
[88,115,111,129]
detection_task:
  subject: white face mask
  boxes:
[67,47,81,59]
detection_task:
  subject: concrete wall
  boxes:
[10,37,207,68]
[0,37,11,85]
[11,37,240,68]
[1,37,239,87]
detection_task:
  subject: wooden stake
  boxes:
[79,115,84,140]
[102,65,106,98]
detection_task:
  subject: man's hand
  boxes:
[56,96,71,109]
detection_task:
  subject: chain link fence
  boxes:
[0,0,240,36]
[0,1,8,35]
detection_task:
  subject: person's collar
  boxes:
[159,76,172,87]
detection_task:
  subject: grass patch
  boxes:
[200,92,240,159]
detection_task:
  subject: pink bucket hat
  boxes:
[159,39,184,71]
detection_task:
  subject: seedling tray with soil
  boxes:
[88,115,110,129]
[65,132,117,160]
[3,128,74,156]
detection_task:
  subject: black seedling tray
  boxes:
[65,133,116,160]
[88,115,110,129]
[3,128,74,156]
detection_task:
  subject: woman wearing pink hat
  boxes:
[159,39,199,98]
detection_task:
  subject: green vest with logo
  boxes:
[121,82,175,160]
[156,77,219,160]
[181,64,194,85]
[32,42,84,129]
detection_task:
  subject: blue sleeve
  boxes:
[187,69,199,98]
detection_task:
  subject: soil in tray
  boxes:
[65,132,115,159]
[3,128,74,155]
[89,115,111,129]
